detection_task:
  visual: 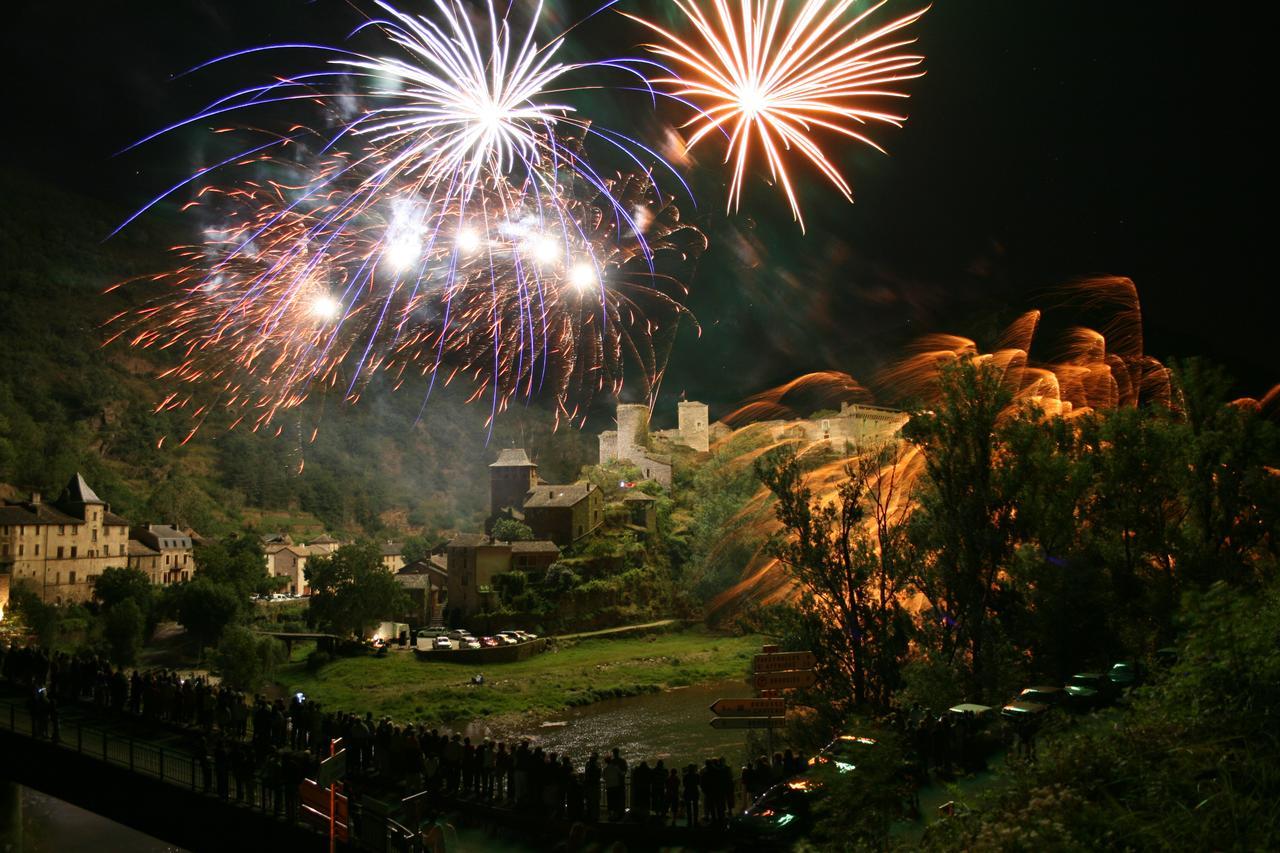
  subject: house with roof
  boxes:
[129,524,194,585]
[0,474,133,604]
[379,541,406,573]
[395,558,449,626]
[445,532,560,619]
[487,448,604,547]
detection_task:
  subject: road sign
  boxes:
[315,749,347,787]
[754,669,817,691]
[710,716,785,730]
[753,651,817,673]
[710,697,786,717]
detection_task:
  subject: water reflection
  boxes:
[462,680,760,768]
[8,785,186,853]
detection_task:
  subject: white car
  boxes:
[432,636,453,651]
[495,632,520,645]
[461,638,482,650]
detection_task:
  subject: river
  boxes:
[459,678,770,769]
[0,783,186,852]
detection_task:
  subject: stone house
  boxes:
[0,474,133,604]
[129,524,194,585]
[445,533,560,619]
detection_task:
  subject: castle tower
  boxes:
[677,401,710,452]
[598,430,619,465]
[489,448,538,517]
[615,404,650,457]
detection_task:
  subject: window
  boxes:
[34,544,39,556]
[120,544,126,556]
[56,546,64,559]
[18,545,24,556]
[70,546,77,559]
[55,572,60,584]
[68,570,76,585]
[165,554,171,565]
[58,525,65,535]
[1,545,7,557]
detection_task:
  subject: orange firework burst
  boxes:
[629,0,928,231]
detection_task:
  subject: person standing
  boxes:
[602,752,626,821]
[665,767,681,826]
[584,752,602,822]
[682,764,700,828]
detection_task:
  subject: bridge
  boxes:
[0,685,745,852]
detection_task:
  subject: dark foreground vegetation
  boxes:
[741,358,1278,850]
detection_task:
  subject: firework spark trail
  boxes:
[706,281,1187,616]
[629,0,928,231]
[111,1,706,437]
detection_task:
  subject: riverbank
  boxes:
[273,627,761,726]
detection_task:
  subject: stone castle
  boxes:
[598,401,711,487]
[597,400,908,488]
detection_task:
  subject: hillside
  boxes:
[0,170,593,539]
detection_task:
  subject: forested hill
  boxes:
[0,170,593,539]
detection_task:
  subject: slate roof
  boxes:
[128,539,161,557]
[447,532,489,548]
[380,541,403,557]
[510,541,560,555]
[59,473,104,505]
[309,534,340,545]
[490,448,535,467]
[522,483,595,509]
[0,501,81,527]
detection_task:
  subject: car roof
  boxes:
[948,703,993,714]
[1002,700,1048,713]
[1023,685,1063,693]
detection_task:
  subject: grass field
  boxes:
[274,627,761,726]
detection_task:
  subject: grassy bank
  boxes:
[274,627,761,725]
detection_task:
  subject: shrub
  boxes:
[306,649,333,672]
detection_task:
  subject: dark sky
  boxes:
[5,0,1274,411]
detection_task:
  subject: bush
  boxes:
[214,626,286,692]
[306,649,333,673]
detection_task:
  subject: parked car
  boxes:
[480,636,500,648]
[1015,686,1066,708]
[1000,699,1051,723]
[1064,672,1115,710]
[1107,661,1143,690]
[432,636,453,651]
[514,630,537,641]
[461,638,482,650]
[495,631,521,645]
[445,630,471,641]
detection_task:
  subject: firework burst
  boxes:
[113,1,703,436]
[629,0,928,231]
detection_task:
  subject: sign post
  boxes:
[709,716,786,730]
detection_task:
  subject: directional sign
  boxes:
[710,716,785,730]
[754,669,817,691]
[314,749,347,787]
[753,651,817,674]
[710,697,786,718]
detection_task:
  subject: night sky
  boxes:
[5,0,1274,413]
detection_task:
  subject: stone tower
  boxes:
[489,448,538,517]
[615,404,650,458]
[677,401,710,452]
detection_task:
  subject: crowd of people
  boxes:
[1,644,811,833]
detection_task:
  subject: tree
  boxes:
[103,598,144,666]
[903,359,1016,695]
[306,542,409,638]
[194,535,276,599]
[756,443,912,709]
[491,518,534,542]
[214,625,286,692]
[401,533,441,566]
[176,578,241,655]
[92,566,154,622]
